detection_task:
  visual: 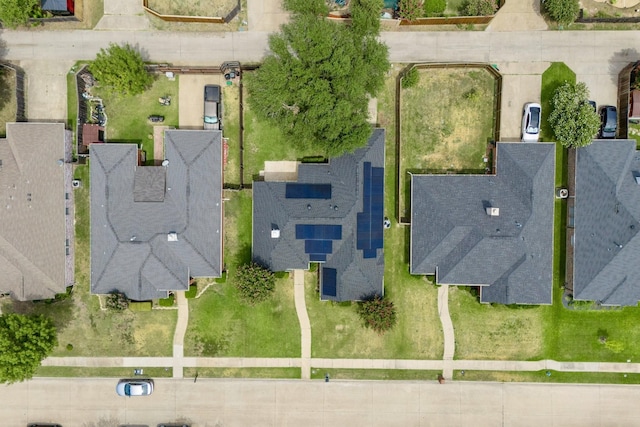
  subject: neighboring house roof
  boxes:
[410,142,555,305]
[90,130,223,301]
[572,139,640,306]
[252,129,385,301]
[0,123,73,300]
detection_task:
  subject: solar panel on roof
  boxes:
[286,183,332,199]
[322,268,337,297]
[305,239,333,254]
[295,224,342,240]
[357,162,384,259]
[310,254,326,262]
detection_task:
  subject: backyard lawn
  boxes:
[0,67,17,137]
[398,66,496,220]
[184,190,300,357]
[92,74,179,163]
[222,82,241,186]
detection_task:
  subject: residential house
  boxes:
[252,129,385,301]
[0,122,74,300]
[568,139,640,306]
[90,130,223,300]
[410,142,555,304]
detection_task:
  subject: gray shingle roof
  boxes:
[252,129,385,301]
[0,123,72,300]
[90,130,223,301]
[410,142,555,304]
[573,139,640,306]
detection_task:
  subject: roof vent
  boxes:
[271,228,280,238]
[168,232,178,242]
[635,176,640,185]
[485,207,500,217]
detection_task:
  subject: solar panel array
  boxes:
[285,183,332,199]
[296,224,342,264]
[322,267,337,297]
[357,162,384,259]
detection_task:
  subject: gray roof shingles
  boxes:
[410,142,555,304]
[573,139,640,306]
[252,129,385,301]
[0,123,72,300]
[90,130,223,300]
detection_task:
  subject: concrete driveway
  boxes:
[178,74,226,129]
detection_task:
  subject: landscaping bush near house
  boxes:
[185,285,197,299]
[158,294,175,307]
[105,293,129,311]
[543,0,579,25]
[235,263,276,305]
[357,295,397,334]
[402,67,420,89]
[460,0,497,15]
[398,0,423,20]
[423,0,447,16]
[129,301,153,311]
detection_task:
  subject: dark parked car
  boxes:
[148,115,165,123]
[600,106,617,138]
[204,84,222,130]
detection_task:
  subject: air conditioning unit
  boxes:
[556,188,569,199]
[72,180,81,188]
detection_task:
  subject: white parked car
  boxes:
[521,102,541,142]
[116,379,154,396]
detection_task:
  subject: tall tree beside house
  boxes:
[0,0,39,28]
[0,314,57,384]
[245,0,389,157]
[548,81,600,148]
[89,43,153,97]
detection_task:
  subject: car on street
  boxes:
[116,379,154,397]
[204,84,221,130]
[599,105,617,138]
[521,102,541,142]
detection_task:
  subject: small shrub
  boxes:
[398,0,423,21]
[158,294,175,307]
[402,67,420,89]
[235,262,276,305]
[66,343,73,351]
[105,292,129,311]
[543,0,579,25]
[185,285,197,299]
[129,301,153,311]
[424,0,446,16]
[460,0,498,16]
[357,295,397,334]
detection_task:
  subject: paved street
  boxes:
[4,377,640,427]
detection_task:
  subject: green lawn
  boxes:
[0,66,17,137]
[540,62,576,142]
[2,164,177,357]
[184,190,301,357]
[222,82,241,186]
[242,80,321,183]
[36,367,173,378]
[454,370,640,385]
[184,368,301,379]
[311,368,443,381]
[92,75,179,163]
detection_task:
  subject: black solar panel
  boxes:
[285,183,332,199]
[322,267,337,297]
[295,224,342,240]
[305,239,333,254]
[310,254,327,262]
[356,162,384,259]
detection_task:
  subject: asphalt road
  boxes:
[4,377,640,427]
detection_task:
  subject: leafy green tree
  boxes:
[398,0,423,20]
[89,43,153,97]
[0,314,57,383]
[351,0,383,36]
[0,0,39,28]
[283,0,328,14]
[544,0,579,25]
[235,262,276,305]
[246,6,389,157]
[424,0,447,17]
[548,81,600,148]
[402,67,420,89]
[357,295,397,334]
[460,0,498,16]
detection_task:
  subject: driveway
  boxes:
[178,75,226,129]
[20,60,74,121]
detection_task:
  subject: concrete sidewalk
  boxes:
[293,270,312,379]
[486,0,548,31]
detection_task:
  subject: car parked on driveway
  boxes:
[521,102,541,142]
[116,379,154,396]
[204,84,221,130]
[600,105,617,138]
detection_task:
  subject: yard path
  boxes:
[172,291,188,378]
[485,0,548,32]
[293,270,312,379]
[438,285,455,380]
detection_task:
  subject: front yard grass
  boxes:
[0,67,17,137]
[184,190,300,357]
[398,66,496,220]
[540,62,575,142]
[184,368,300,379]
[311,368,442,381]
[36,367,173,378]
[2,165,177,357]
[453,370,640,384]
[92,75,179,163]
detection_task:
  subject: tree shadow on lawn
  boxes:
[0,69,11,112]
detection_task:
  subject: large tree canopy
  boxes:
[0,0,39,28]
[0,314,57,384]
[246,0,389,157]
[548,81,600,148]
[89,43,153,97]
